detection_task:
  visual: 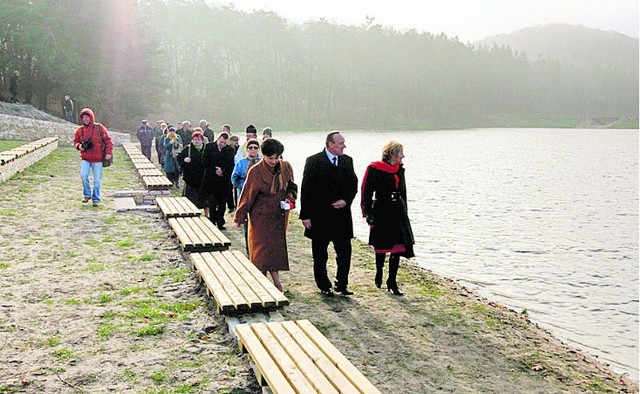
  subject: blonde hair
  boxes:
[193,127,203,133]
[382,140,404,163]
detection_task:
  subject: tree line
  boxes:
[1,0,637,130]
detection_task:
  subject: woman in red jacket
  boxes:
[73,108,113,207]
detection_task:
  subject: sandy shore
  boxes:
[0,143,637,393]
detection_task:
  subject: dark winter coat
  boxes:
[202,127,215,143]
[177,128,192,145]
[137,125,154,146]
[201,142,235,196]
[360,162,415,258]
[300,150,358,240]
[176,143,206,189]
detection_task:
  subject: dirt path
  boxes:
[0,144,637,393]
[0,147,258,393]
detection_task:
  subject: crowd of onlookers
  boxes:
[134,119,414,297]
[136,119,273,227]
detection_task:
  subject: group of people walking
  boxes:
[77,110,414,297]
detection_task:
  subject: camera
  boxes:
[280,200,295,210]
[81,138,93,150]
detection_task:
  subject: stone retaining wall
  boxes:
[0,114,130,146]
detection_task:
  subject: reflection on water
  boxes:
[278,128,639,379]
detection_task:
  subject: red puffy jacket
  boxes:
[73,108,113,163]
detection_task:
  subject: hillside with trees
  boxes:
[0,0,637,130]
[477,24,639,70]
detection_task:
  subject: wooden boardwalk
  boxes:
[189,250,288,315]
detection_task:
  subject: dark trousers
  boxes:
[226,181,236,210]
[166,172,180,188]
[155,141,164,165]
[312,235,352,290]
[208,192,227,227]
[141,144,152,160]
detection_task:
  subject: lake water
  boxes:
[275,128,639,379]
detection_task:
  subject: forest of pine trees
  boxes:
[1,0,637,129]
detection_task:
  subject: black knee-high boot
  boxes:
[375,253,385,288]
[387,254,403,296]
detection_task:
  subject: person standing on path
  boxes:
[73,108,113,207]
[233,138,297,292]
[9,71,19,103]
[154,121,166,165]
[231,138,261,253]
[234,124,258,164]
[63,95,75,123]
[300,131,358,296]
[202,132,235,229]
[361,140,415,296]
[136,119,154,160]
[177,121,193,146]
[200,119,215,143]
[163,126,183,189]
[177,130,208,212]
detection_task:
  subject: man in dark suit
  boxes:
[202,132,235,229]
[300,131,358,296]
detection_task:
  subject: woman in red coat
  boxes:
[233,139,297,292]
[361,141,414,295]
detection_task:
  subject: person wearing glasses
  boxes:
[233,139,297,292]
[231,139,261,253]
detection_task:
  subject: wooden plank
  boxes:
[197,216,231,247]
[189,217,222,249]
[251,323,316,394]
[164,198,181,217]
[296,320,381,394]
[156,198,171,217]
[134,162,157,169]
[168,217,193,252]
[189,253,234,313]
[236,324,296,394]
[223,251,278,308]
[281,321,360,394]
[143,176,173,189]
[176,197,201,216]
[210,252,263,309]
[266,322,339,394]
[181,217,210,249]
[222,251,279,308]
[228,250,289,306]
[201,252,249,311]
[138,168,164,177]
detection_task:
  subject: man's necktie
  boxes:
[332,157,337,167]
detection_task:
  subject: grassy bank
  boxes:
[0,144,636,393]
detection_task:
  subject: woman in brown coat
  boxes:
[233,139,297,292]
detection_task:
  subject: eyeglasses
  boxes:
[247,146,259,150]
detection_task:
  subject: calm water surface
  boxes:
[277,128,639,379]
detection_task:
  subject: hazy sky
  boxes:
[209,0,639,42]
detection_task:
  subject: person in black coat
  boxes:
[202,132,235,229]
[360,141,414,296]
[177,130,207,210]
[300,131,358,296]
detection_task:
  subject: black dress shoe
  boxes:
[334,287,354,296]
[218,224,227,230]
[320,289,334,297]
